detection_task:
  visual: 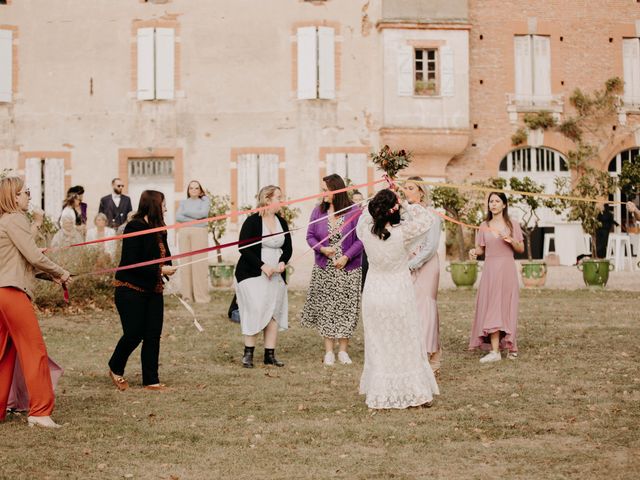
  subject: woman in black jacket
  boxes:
[108,190,177,391]
[235,185,292,368]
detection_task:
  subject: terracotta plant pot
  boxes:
[446,261,480,288]
[209,263,235,288]
[577,259,613,287]
[521,261,547,287]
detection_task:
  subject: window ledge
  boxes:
[506,94,564,123]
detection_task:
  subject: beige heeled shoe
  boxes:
[27,416,62,428]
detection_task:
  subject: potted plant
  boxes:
[204,191,235,287]
[552,78,625,287]
[431,182,485,288]
[414,79,437,96]
[507,176,549,287]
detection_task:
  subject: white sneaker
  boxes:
[323,351,335,366]
[27,416,62,428]
[337,351,352,365]
[479,351,501,364]
[507,352,518,360]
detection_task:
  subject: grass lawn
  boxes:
[1,289,639,480]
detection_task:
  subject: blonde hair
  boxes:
[94,212,108,224]
[407,176,430,205]
[257,185,281,216]
[0,176,24,215]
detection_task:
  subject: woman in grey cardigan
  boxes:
[176,180,210,303]
[403,177,443,378]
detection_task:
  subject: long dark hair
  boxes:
[486,191,513,234]
[133,190,166,229]
[368,189,400,240]
[320,174,353,215]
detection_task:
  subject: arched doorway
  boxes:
[608,147,639,231]
[498,146,570,226]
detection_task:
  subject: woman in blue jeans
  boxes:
[108,190,177,391]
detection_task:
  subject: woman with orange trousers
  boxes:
[0,176,71,428]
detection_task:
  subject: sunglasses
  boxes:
[115,184,125,188]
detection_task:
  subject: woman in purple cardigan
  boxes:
[301,174,364,366]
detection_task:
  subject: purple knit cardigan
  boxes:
[305,205,363,271]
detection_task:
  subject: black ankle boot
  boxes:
[264,348,284,367]
[242,346,255,368]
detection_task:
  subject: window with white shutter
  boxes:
[0,29,13,103]
[137,27,176,100]
[325,153,367,187]
[623,38,640,107]
[237,153,280,208]
[296,26,336,100]
[514,35,551,106]
[23,158,66,219]
[414,48,438,96]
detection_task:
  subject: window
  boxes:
[414,49,438,95]
[237,153,280,209]
[23,158,65,219]
[499,147,568,175]
[0,29,13,102]
[296,26,335,100]
[128,158,173,178]
[137,27,175,100]
[325,153,368,187]
[513,35,551,105]
[623,39,640,107]
[397,44,453,97]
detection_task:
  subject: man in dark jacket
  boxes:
[99,178,133,229]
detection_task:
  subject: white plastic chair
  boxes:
[606,233,635,271]
[543,233,555,258]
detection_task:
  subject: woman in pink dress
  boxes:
[469,192,524,363]
[403,177,443,378]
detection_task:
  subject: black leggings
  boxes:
[108,287,164,386]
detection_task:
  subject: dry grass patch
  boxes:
[1,289,638,479]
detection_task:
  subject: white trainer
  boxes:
[323,351,335,366]
[27,416,62,428]
[507,352,518,360]
[337,351,353,365]
[479,351,501,364]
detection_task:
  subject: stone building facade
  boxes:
[1,0,639,277]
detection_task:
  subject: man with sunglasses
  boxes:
[98,178,133,229]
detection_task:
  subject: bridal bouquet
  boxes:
[371,145,412,179]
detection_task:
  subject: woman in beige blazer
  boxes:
[0,176,71,428]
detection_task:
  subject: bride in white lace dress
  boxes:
[356,188,439,409]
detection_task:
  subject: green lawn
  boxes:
[1,289,639,479]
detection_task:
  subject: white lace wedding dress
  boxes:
[356,202,440,409]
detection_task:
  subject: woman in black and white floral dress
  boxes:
[301,174,364,366]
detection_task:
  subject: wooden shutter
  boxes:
[259,154,279,187]
[397,45,414,96]
[155,28,175,100]
[0,29,12,103]
[297,27,318,100]
[326,153,347,180]
[623,39,640,104]
[238,154,259,208]
[440,46,455,97]
[318,27,335,100]
[347,154,367,187]
[533,35,551,102]
[43,158,65,219]
[137,28,155,100]
[24,158,42,210]
[514,35,532,101]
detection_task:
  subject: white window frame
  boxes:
[0,29,13,103]
[513,34,552,106]
[23,157,66,219]
[623,38,640,108]
[325,153,368,188]
[237,153,280,210]
[296,26,335,100]
[137,27,175,101]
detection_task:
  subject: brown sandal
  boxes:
[109,370,129,391]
